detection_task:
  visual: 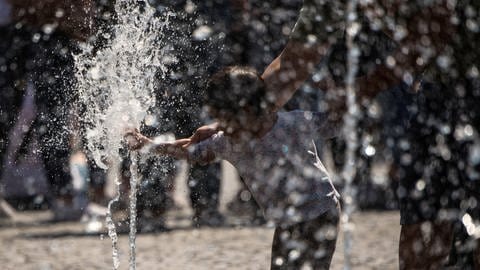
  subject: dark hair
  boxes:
[205,66,274,118]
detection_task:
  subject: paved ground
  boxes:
[0,210,400,270]
[0,161,401,270]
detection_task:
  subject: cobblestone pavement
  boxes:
[0,162,400,269]
[0,210,399,270]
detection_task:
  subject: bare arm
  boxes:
[262,0,346,110]
[151,139,191,160]
[125,129,188,158]
[262,40,330,110]
[125,129,216,164]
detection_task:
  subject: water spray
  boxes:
[75,1,173,269]
[342,0,361,268]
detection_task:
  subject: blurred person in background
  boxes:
[0,0,21,219]
[0,0,97,221]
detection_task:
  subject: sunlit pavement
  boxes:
[0,208,399,270]
[0,162,400,269]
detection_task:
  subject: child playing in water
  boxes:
[126,66,341,269]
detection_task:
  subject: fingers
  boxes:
[124,135,143,150]
[188,125,218,145]
[123,128,149,150]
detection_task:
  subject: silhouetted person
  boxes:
[4,0,96,220]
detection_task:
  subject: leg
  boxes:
[136,156,175,232]
[40,138,72,199]
[448,218,480,269]
[271,207,339,270]
[0,118,17,219]
[86,154,108,204]
[36,108,84,221]
[399,221,454,270]
[226,179,264,224]
[474,240,480,270]
[188,162,223,226]
[395,138,454,269]
[0,198,17,219]
[0,29,28,218]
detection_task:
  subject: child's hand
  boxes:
[186,122,219,147]
[124,128,152,150]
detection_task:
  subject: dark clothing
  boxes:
[188,163,221,213]
[0,25,32,178]
[137,156,176,216]
[32,31,77,197]
[271,206,339,270]
[291,0,480,222]
[396,81,480,225]
[0,23,77,198]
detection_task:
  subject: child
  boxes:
[127,66,341,269]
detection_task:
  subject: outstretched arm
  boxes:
[261,40,330,110]
[151,139,191,160]
[124,129,217,164]
[124,129,190,160]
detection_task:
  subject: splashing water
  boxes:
[74,1,174,269]
[128,151,141,270]
[105,162,121,270]
[75,3,171,170]
[342,0,361,268]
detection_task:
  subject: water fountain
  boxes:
[74,1,174,269]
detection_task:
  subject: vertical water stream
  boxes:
[343,0,361,268]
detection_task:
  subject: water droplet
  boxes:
[42,23,57,35]
[193,25,213,41]
[289,250,301,261]
[415,179,426,191]
[274,257,285,266]
[437,55,451,69]
[386,56,396,68]
[32,33,41,43]
[55,9,65,18]
[364,145,376,157]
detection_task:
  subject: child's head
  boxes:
[205,66,275,139]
